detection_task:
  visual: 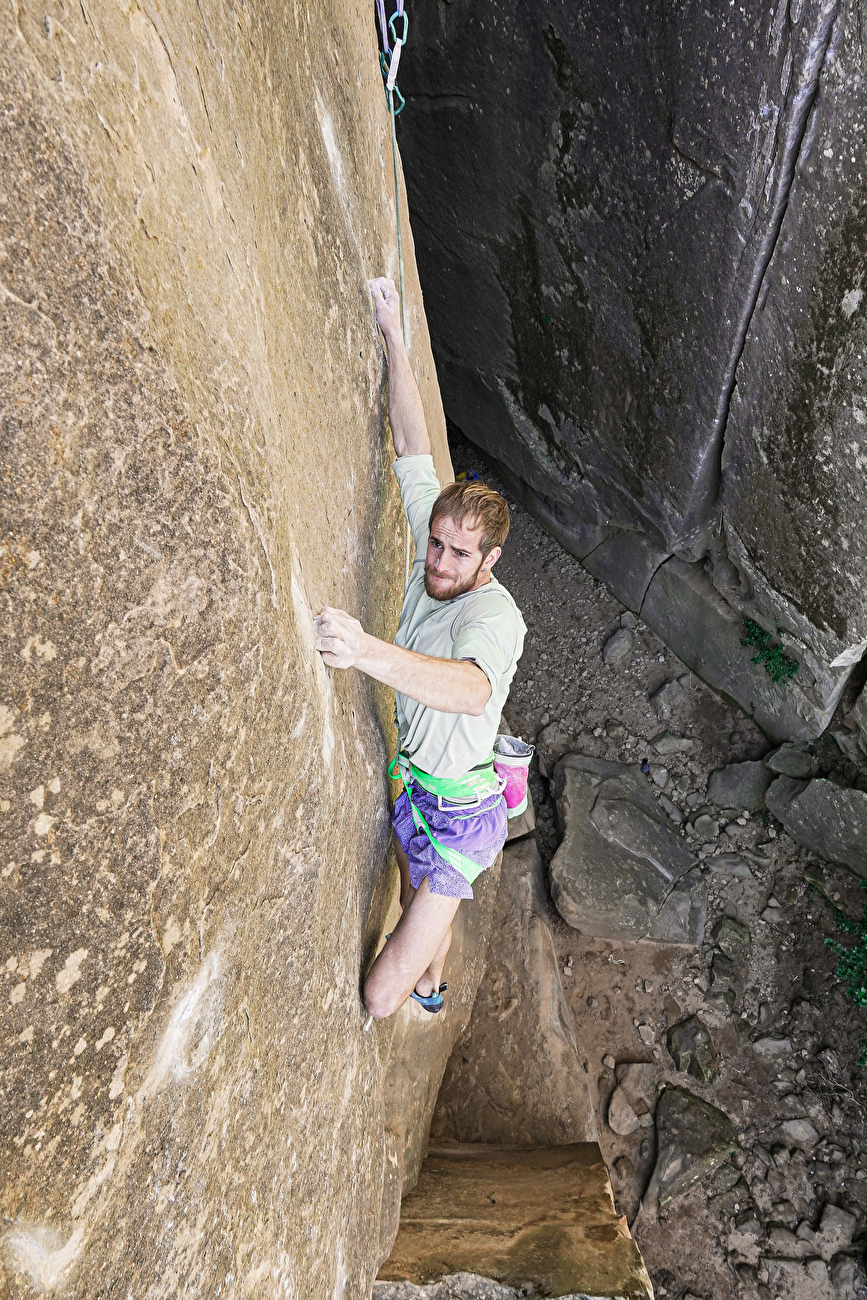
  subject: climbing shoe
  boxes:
[410,982,447,1014]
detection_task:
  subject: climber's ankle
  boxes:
[414,974,436,998]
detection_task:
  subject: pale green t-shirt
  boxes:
[392,455,526,780]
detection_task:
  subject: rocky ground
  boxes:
[443,432,867,1300]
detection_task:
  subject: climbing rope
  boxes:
[376,0,413,587]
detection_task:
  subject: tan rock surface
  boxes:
[0,2,487,1295]
[431,838,596,1146]
[377,1143,653,1299]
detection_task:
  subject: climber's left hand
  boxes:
[314,607,368,669]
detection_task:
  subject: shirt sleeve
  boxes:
[392,455,442,554]
[450,594,521,692]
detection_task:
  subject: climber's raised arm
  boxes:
[313,607,491,716]
[368,277,430,458]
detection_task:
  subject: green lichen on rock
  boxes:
[825,882,867,1065]
[740,619,799,684]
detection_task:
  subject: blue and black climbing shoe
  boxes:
[410,982,447,1014]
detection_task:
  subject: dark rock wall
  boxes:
[397,0,867,741]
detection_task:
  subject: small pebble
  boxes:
[603,1054,616,1069]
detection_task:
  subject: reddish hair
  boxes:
[429,480,510,558]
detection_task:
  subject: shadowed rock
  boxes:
[667,1016,718,1083]
[641,1087,740,1214]
[396,0,867,744]
[765,776,867,877]
[550,755,706,943]
[607,1063,660,1136]
[708,761,774,811]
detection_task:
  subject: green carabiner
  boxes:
[389,9,408,45]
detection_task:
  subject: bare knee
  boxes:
[363,973,403,1021]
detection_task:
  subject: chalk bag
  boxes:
[493,734,534,818]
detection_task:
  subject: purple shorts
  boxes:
[391,781,508,899]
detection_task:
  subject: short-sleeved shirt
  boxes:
[392,455,526,780]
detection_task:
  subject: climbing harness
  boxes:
[375,0,413,588]
[389,752,505,884]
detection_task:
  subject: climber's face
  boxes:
[424,515,500,601]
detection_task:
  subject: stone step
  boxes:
[375,1142,654,1300]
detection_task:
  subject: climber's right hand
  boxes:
[368,277,401,344]
[314,606,367,670]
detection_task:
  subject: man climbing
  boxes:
[314,277,525,1021]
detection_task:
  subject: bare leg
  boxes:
[413,924,452,998]
[394,836,411,909]
[364,877,460,1019]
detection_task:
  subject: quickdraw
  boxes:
[375,0,408,115]
[374,0,412,587]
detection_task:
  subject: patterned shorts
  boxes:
[391,780,508,900]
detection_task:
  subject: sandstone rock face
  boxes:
[430,838,596,1146]
[396,0,867,740]
[0,3,477,1295]
[550,755,706,944]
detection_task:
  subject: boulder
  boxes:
[550,755,705,944]
[830,1253,867,1300]
[602,627,635,666]
[641,1087,740,1213]
[765,776,867,878]
[650,678,685,721]
[707,761,774,811]
[706,853,753,879]
[766,744,816,779]
[430,839,596,1147]
[650,731,695,755]
[708,952,736,994]
[0,0,477,1292]
[397,0,867,743]
[712,917,752,965]
[779,1119,820,1150]
[667,1016,718,1083]
[607,1062,660,1136]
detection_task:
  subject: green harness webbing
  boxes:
[389,752,503,884]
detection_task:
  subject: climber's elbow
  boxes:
[464,666,491,717]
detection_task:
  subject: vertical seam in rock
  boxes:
[637,552,674,618]
[701,0,842,541]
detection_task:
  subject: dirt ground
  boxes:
[449,431,867,1300]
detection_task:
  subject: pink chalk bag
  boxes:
[493,734,535,818]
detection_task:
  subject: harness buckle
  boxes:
[436,791,483,812]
